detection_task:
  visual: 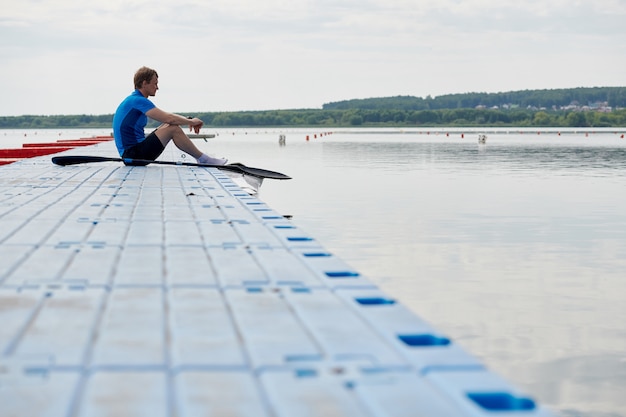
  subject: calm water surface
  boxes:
[3,128,626,416]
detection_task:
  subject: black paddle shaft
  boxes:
[51,155,291,180]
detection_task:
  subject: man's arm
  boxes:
[146,107,203,133]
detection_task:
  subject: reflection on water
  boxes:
[3,129,625,416]
[323,138,626,177]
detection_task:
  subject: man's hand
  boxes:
[187,117,204,134]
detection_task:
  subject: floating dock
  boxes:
[0,141,553,416]
[188,133,216,140]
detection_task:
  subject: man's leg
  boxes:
[154,124,227,164]
[153,124,203,159]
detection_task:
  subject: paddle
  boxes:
[51,155,291,180]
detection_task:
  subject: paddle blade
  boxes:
[224,163,292,180]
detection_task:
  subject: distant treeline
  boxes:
[323,87,626,110]
[0,114,114,129]
[2,87,626,128]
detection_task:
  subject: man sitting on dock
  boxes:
[113,66,226,166]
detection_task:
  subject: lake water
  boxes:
[2,127,626,416]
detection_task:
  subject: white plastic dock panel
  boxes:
[231,221,285,247]
[78,372,168,417]
[165,246,219,286]
[0,372,80,417]
[0,289,42,350]
[165,220,205,246]
[224,288,322,368]
[353,372,467,416]
[4,246,74,284]
[284,288,407,366]
[2,219,60,245]
[62,246,120,286]
[125,220,164,246]
[261,368,372,417]
[92,288,164,368]
[268,222,323,250]
[175,371,268,416]
[252,247,325,287]
[196,218,243,246]
[10,288,103,367]
[115,247,164,286]
[168,288,245,368]
[87,221,131,247]
[208,246,269,287]
[0,145,554,416]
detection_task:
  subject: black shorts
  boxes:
[121,131,165,166]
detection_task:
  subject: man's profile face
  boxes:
[144,76,159,96]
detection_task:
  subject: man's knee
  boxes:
[156,124,180,134]
[154,124,183,142]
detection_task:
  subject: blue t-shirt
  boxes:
[112,90,156,155]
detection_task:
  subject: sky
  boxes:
[1,0,625,116]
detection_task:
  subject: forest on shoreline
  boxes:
[2,87,626,128]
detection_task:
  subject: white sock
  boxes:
[197,154,228,165]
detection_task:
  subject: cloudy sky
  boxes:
[1,0,624,116]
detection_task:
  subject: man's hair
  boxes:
[134,66,158,89]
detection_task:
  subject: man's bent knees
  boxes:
[154,124,183,146]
